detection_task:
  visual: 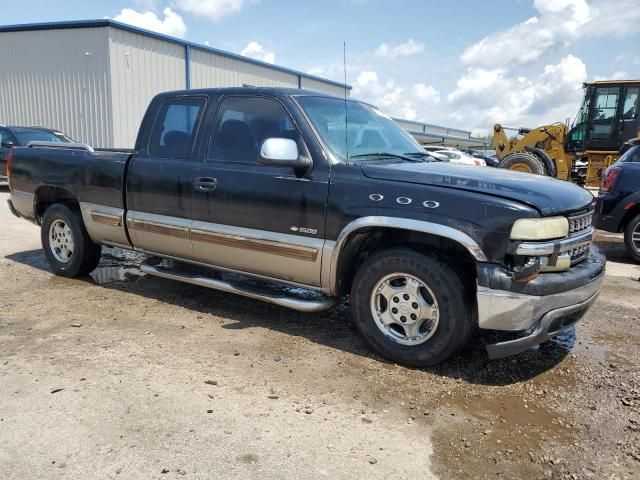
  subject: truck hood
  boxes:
[360,162,594,216]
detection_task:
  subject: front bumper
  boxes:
[477,245,605,359]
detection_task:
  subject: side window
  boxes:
[148,97,206,158]
[0,128,16,146]
[207,96,300,163]
[622,146,640,163]
[622,88,639,120]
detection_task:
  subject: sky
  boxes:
[3,0,640,135]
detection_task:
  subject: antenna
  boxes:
[343,41,349,161]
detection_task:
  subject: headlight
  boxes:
[510,217,569,241]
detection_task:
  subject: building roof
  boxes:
[0,19,351,90]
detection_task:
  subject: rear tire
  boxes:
[498,152,547,176]
[351,249,474,367]
[41,203,102,277]
[624,214,640,263]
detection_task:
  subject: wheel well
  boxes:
[334,227,478,297]
[34,186,79,222]
[620,203,640,232]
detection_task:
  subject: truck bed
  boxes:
[9,146,132,214]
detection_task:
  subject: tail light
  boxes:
[600,165,621,193]
[6,151,13,191]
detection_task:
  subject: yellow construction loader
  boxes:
[493,80,640,186]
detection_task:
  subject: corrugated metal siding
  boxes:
[190,49,298,90]
[424,125,470,138]
[0,28,112,147]
[300,77,348,97]
[108,27,186,148]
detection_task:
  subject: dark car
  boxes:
[462,148,500,167]
[7,88,604,366]
[594,144,640,262]
[0,126,73,180]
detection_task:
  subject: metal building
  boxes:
[393,118,489,148]
[0,20,351,148]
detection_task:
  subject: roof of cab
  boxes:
[155,87,347,101]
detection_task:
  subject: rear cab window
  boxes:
[148,96,207,159]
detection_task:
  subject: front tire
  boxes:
[624,214,640,263]
[351,249,473,367]
[41,203,102,277]
[498,152,547,176]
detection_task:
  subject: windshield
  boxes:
[619,145,640,163]
[13,129,72,145]
[296,96,425,163]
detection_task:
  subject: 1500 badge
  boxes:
[290,226,318,235]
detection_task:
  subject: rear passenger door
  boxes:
[126,95,207,259]
[190,95,330,287]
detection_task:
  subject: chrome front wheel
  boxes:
[370,273,440,346]
[48,219,74,263]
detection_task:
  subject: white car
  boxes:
[419,149,450,162]
[422,146,486,166]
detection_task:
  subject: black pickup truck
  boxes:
[7,88,605,366]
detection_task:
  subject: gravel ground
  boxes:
[0,186,639,479]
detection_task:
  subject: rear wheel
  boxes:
[41,203,102,277]
[624,214,640,263]
[498,152,547,176]
[351,249,473,367]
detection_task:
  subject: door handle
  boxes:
[194,177,217,191]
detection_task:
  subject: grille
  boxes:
[568,210,593,234]
[568,245,590,264]
[567,209,594,264]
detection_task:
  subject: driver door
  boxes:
[588,86,621,150]
[190,95,329,287]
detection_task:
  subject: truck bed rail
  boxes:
[27,141,95,153]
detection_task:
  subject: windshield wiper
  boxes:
[350,152,423,162]
[403,152,440,161]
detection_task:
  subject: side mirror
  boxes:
[1,140,15,148]
[258,138,310,170]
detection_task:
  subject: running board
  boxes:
[140,260,337,313]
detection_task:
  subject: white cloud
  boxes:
[461,0,640,69]
[581,0,640,37]
[113,7,187,38]
[447,55,588,135]
[173,0,245,22]
[240,41,275,64]
[375,39,425,60]
[352,70,440,121]
[461,0,590,68]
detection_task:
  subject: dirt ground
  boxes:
[1,186,639,480]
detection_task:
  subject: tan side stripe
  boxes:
[191,229,318,262]
[132,220,190,240]
[90,211,122,227]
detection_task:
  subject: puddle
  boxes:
[88,248,146,285]
[430,390,574,480]
[549,328,607,362]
